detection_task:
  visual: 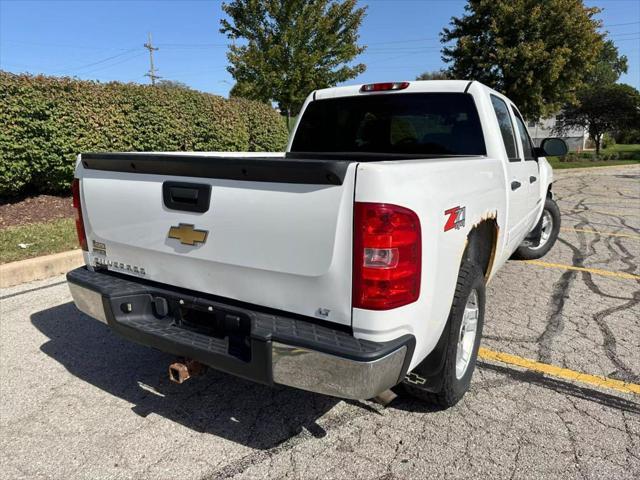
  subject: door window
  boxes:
[490,95,519,162]
[512,108,536,161]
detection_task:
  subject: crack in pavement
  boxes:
[592,292,640,384]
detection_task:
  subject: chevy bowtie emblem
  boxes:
[168,223,208,246]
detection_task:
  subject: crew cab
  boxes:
[67,80,567,407]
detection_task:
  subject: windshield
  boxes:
[291,93,486,156]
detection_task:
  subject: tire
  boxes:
[513,197,561,260]
[403,262,485,408]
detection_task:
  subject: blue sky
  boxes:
[1,0,638,97]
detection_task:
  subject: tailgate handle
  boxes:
[171,187,198,203]
[163,182,211,213]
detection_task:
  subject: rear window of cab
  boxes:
[291,93,486,156]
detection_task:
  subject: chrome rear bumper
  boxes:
[68,282,108,324]
[68,267,414,400]
[272,343,407,400]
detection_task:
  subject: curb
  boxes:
[0,249,84,288]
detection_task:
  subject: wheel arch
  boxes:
[464,217,499,281]
[404,221,497,392]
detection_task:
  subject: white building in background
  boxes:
[528,115,590,152]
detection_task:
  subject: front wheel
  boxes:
[513,197,561,260]
[403,263,486,408]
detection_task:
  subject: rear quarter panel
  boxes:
[353,157,506,370]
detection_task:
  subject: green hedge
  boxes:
[560,151,640,162]
[0,72,289,198]
[230,97,291,151]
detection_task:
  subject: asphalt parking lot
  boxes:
[1,164,639,480]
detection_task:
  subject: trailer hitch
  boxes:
[168,358,207,384]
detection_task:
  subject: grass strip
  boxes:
[0,218,78,264]
[547,158,640,169]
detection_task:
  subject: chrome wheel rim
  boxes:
[530,210,553,251]
[456,289,479,380]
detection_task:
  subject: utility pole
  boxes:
[143,32,161,85]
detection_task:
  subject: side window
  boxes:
[490,95,518,162]
[512,108,536,161]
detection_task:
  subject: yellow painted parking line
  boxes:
[561,227,640,240]
[478,347,640,396]
[524,260,640,280]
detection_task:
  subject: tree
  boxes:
[441,0,603,120]
[220,0,367,118]
[156,80,192,90]
[416,70,450,81]
[556,39,630,152]
[555,83,640,154]
[583,39,627,86]
[229,81,265,101]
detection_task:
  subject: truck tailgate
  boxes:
[78,153,357,327]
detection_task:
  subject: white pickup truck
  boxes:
[67,80,567,407]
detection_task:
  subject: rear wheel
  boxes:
[403,263,485,408]
[513,197,561,260]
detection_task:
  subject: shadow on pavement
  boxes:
[31,302,342,450]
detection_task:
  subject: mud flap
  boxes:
[404,319,452,392]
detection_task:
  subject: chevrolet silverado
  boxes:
[67,80,567,407]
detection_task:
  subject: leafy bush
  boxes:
[614,129,640,144]
[618,151,640,160]
[601,153,620,161]
[601,133,616,150]
[560,151,630,162]
[0,72,289,198]
[560,152,581,162]
[230,98,290,151]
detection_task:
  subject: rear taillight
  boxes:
[353,202,421,310]
[360,82,410,92]
[72,178,88,251]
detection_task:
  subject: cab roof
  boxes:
[314,80,480,100]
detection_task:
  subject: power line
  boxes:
[366,36,441,46]
[157,43,227,48]
[605,21,640,27]
[80,52,146,76]
[608,31,640,37]
[56,48,138,74]
[4,20,638,51]
[144,32,161,85]
[2,40,135,51]
[366,46,443,53]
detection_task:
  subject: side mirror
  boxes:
[535,137,568,157]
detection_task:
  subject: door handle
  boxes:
[511,181,522,191]
[529,176,537,183]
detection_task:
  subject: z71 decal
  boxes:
[444,206,466,231]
